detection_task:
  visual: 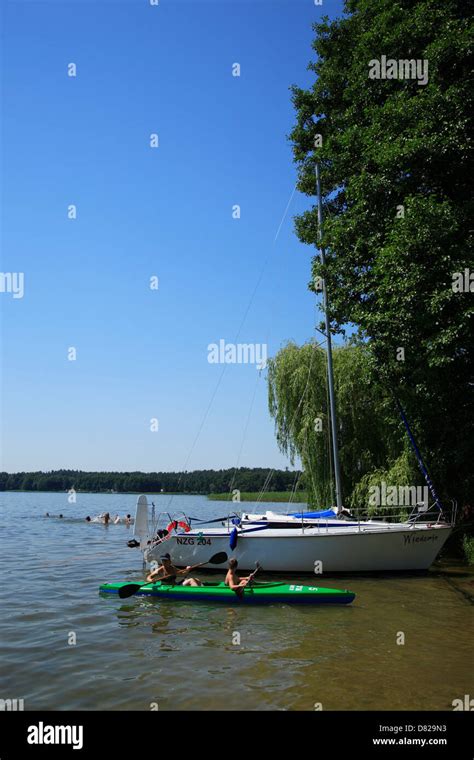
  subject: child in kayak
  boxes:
[224,558,251,591]
[146,553,203,587]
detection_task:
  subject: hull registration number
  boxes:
[177,537,212,546]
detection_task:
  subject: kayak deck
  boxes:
[99,580,355,605]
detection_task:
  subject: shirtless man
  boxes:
[146,553,203,587]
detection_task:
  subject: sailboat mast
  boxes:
[315,162,343,512]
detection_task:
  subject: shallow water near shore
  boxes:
[0,492,472,711]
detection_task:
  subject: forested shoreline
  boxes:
[0,468,303,495]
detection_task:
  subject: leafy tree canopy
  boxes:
[287,0,473,507]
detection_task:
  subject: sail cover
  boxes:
[287,508,337,519]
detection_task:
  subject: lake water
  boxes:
[0,492,472,711]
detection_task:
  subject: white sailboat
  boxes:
[137,163,454,573]
[143,520,451,573]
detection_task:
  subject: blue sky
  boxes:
[1,0,346,473]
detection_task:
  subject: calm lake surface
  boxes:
[0,492,472,711]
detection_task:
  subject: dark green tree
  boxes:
[289,0,473,507]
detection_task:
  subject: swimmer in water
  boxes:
[85,516,91,522]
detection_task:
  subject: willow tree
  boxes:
[268,341,421,509]
[268,341,332,506]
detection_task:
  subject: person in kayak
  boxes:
[224,558,251,591]
[146,553,203,587]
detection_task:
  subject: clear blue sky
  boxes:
[1,0,345,473]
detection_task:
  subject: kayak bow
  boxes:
[99,580,355,605]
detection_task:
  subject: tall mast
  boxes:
[315,162,343,512]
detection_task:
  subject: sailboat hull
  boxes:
[145,524,452,573]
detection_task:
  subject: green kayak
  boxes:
[99,580,355,605]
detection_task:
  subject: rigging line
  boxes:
[274,185,297,244]
[233,184,297,340]
[165,186,297,512]
[165,362,228,512]
[258,339,319,505]
[392,391,443,511]
[303,426,320,508]
[314,325,328,340]
[256,468,275,505]
[257,469,273,501]
[278,340,319,504]
[325,353,335,506]
[228,370,262,498]
[228,327,270,501]
[296,341,326,509]
[288,470,302,505]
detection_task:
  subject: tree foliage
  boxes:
[0,468,301,495]
[268,342,421,509]
[288,0,473,507]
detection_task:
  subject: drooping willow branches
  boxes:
[267,341,418,509]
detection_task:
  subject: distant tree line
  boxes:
[0,468,303,495]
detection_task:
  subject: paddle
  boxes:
[234,562,261,599]
[118,551,228,599]
[248,562,261,585]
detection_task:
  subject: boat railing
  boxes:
[345,500,456,528]
[150,509,242,538]
[300,500,456,533]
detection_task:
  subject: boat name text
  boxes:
[403,534,439,545]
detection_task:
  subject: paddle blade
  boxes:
[208,552,228,565]
[118,583,143,599]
